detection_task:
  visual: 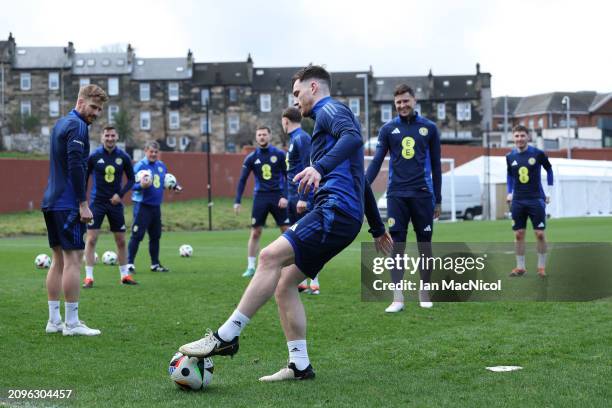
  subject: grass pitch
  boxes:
[0,216,610,407]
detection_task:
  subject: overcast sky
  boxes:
[2,0,610,96]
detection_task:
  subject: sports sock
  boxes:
[48,300,61,323]
[537,252,547,268]
[119,264,129,278]
[299,279,308,287]
[65,302,79,326]
[247,256,256,269]
[85,266,94,280]
[311,276,319,287]
[287,340,310,371]
[218,309,250,341]
[516,255,526,269]
[393,289,404,303]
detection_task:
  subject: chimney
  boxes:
[64,41,75,57]
[127,43,134,64]
[476,62,481,75]
[187,49,193,64]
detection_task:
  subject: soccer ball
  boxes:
[35,254,51,269]
[179,244,193,257]
[135,169,153,184]
[102,251,118,265]
[164,173,177,189]
[168,352,213,391]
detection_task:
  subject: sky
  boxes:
[2,0,610,97]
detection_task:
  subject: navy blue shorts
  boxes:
[43,209,86,250]
[131,202,162,240]
[511,199,546,230]
[283,205,362,278]
[251,193,290,228]
[387,196,434,242]
[88,200,127,232]
[287,196,312,224]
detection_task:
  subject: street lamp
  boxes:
[355,73,370,153]
[561,95,571,159]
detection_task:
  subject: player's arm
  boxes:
[296,135,312,203]
[66,125,92,222]
[541,151,554,203]
[132,161,145,191]
[429,125,442,217]
[119,154,135,198]
[279,150,288,200]
[234,155,252,213]
[365,127,389,184]
[85,153,95,191]
[364,181,393,254]
[506,156,514,202]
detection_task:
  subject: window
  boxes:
[140,112,151,130]
[528,119,534,130]
[538,118,544,128]
[166,136,176,148]
[381,104,392,122]
[349,98,360,116]
[139,83,150,101]
[201,89,210,106]
[437,103,446,120]
[200,115,212,134]
[21,100,31,116]
[415,103,422,114]
[466,79,473,86]
[457,131,473,139]
[228,87,238,102]
[102,59,111,67]
[49,100,60,117]
[20,73,31,90]
[76,59,85,67]
[228,113,240,134]
[287,93,295,107]
[86,58,95,67]
[48,72,60,90]
[168,82,179,101]
[260,94,271,112]
[79,78,90,87]
[441,131,455,139]
[108,105,119,124]
[107,77,119,96]
[456,102,471,121]
[180,136,190,150]
[443,80,450,87]
[169,111,180,129]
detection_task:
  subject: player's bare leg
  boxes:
[535,230,547,277]
[45,246,64,333]
[62,249,100,336]
[511,229,527,276]
[243,226,263,277]
[114,231,137,285]
[83,229,99,288]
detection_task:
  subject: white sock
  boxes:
[65,302,79,326]
[119,264,129,278]
[218,309,250,341]
[299,279,308,287]
[516,255,526,269]
[537,253,547,268]
[287,340,310,370]
[247,256,256,269]
[393,289,404,303]
[311,276,319,287]
[48,300,61,323]
[85,266,94,280]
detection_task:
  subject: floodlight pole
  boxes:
[356,73,370,154]
[562,95,571,159]
[205,98,213,231]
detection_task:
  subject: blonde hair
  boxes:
[78,84,109,103]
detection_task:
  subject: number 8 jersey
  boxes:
[87,145,134,203]
[366,112,441,204]
[234,146,287,204]
[506,145,553,200]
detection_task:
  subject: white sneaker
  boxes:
[385,301,404,313]
[419,290,433,308]
[179,329,239,358]
[63,321,101,336]
[259,362,315,382]
[45,320,64,334]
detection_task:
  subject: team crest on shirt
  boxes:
[388,217,395,227]
[419,127,428,136]
[271,156,278,163]
[115,158,123,165]
[528,157,536,165]
[133,225,139,232]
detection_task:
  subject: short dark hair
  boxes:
[256,125,271,134]
[512,125,529,134]
[282,107,302,123]
[292,64,331,90]
[145,141,160,150]
[394,84,415,97]
[103,125,116,132]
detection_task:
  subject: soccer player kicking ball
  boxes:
[42,85,108,336]
[281,107,319,294]
[179,65,392,381]
[366,84,441,312]
[506,125,554,277]
[82,126,136,288]
[127,141,181,273]
[234,126,290,278]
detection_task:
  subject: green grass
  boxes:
[0,216,611,407]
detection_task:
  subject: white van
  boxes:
[376,175,482,221]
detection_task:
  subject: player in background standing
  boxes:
[366,84,441,312]
[179,65,392,381]
[506,125,553,277]
[42,84,108,336]
[127,141,181,273]
[281,107,319,294]
[234,126,290,278]
[82,126,136,288]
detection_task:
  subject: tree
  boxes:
[112,108,134,147]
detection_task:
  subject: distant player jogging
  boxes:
[179,65,392,382]
[506,125,554,277]
[83,125,136,288]
[234,126,290,278]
